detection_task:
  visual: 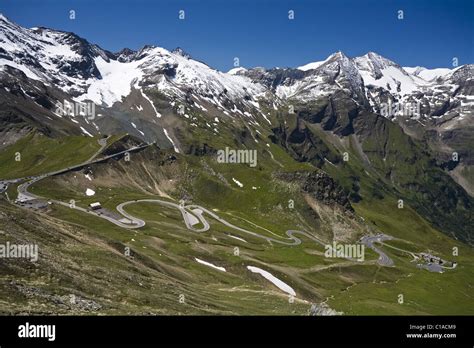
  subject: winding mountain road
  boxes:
[13,158,334,250]
[115,199,327,247]
[5,143,397,266]
[360,234,394,266]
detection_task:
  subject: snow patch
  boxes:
[298,60,326,71]
[141,89,161,118]
[163,129,180,153]
[195,258,226,272]
[80,127,93,137]
[0,59,40,80]
[85,188,95,196]
[247,266,296,296]
[232,178,243,187]
[359,66,421,95]
[227,234,248,243]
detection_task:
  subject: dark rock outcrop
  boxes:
[275,171,354,212]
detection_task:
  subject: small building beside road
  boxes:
[89,202,102,210]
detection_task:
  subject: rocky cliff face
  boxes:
[274,171,353,212]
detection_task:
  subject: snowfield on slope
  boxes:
[76,46,265,108]
[195,258,226,272]
[163,129,179,153]
[85,188,95,196]
[232,178,244,187]
[76,56,143,107]
[403,66,453,81]
[247,266,296,296]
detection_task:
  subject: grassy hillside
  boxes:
[0,132,101,179]
[0,103,472,315]
[19,143,474,315]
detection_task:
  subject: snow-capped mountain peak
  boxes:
[297,52,347,72]
[0,14,265,109]
[115,48,137,62]
[0,12,470,132]
[353,52,400,78]
[353,52,426,95]
[0,13,115,96]
[171,47,191,59]
[326,50,348,61]
[72,42,266,109]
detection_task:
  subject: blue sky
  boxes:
[1,0,473,71]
